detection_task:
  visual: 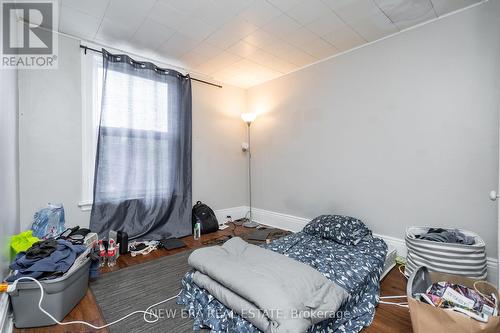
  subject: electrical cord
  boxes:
[6,277,180,330]
[379,300,409,308]
[398,264,408,279]
[379,295,409,308]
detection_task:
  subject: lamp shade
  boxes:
[241,113,257,124]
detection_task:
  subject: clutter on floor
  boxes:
[7,239,87,282]
[3,222,96,328]
[129,241,160,257]
[407,266,500,333]
[405,226,487,279]
[244,228,292,244]
[416,281,497,321]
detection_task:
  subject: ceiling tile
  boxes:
[61,0,109,18]
[58,0,482,88]
[148,1,190,30]
[59,6,101,40]
[285,0,332,25]
[105,0,156,31]
[321,25,365,52]
[261,14,301,39]
[305,12,349,36]
[227,40,260,58]
[430,0,479,16]
[180,50,212,69]
[205,16,259,49]
[189,41,223,59]
[195,51,242,75]
[192,0,236,28]
[175,17,217,43]
[374,0,437,29]
[165,0,202,14]
[246,50,296,73]
[243,29,279,48]
[287,48,318,67]
[301,37,339,59]
[239,0,283,27]
[129,20,176,53]
[285,27,320,48]
[211,0,254,16]
[267,0,302,12]
[323,0,399,41]
[95,18,137,44]
[156,32,199,58]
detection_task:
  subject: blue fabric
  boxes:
[303,215,371,245]
[178,232,387,333]
[7,239,86,282]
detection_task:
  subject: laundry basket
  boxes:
[404,227,487,280]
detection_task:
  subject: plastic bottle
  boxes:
[194,222,201,240]
[98,240,107,267]
[107,239,116,267]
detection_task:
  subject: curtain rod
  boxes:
[80,45,222,89]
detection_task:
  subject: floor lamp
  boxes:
[241,113,259,228]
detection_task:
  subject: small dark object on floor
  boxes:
[246,229,272,241]
[160,238,187,250]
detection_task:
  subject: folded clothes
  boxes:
[7,239,86,282]
[416,228,475,245]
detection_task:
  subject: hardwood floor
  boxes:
[13,226,412,333]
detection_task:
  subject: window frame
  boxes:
[79,51,102,211]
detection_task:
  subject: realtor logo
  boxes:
[1,0,58,69]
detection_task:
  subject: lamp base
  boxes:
[242,219,259,228]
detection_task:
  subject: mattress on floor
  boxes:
[178,231,388,333]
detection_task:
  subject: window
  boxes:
[80,52,173,210]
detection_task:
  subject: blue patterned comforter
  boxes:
[178,232,387,332]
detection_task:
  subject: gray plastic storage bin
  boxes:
[9,257,91,328]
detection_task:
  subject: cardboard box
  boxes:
[407,268,500,333]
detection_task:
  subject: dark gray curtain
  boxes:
[90,49,192,240]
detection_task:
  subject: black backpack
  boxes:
[192,201,219,234]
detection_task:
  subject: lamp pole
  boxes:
[243,119,258,228]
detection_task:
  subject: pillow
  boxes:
[303,215,371,245]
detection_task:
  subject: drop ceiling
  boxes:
[59,0,482,88]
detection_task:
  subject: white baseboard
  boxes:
[227,206,499,286]
[214,206,247,225]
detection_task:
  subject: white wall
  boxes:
[0,68,20,278]
[18,35,248,230]
[246,0,500,258]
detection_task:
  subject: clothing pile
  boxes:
[416,281,498,322]
[415,228,475,245]
[7,239,87,282]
